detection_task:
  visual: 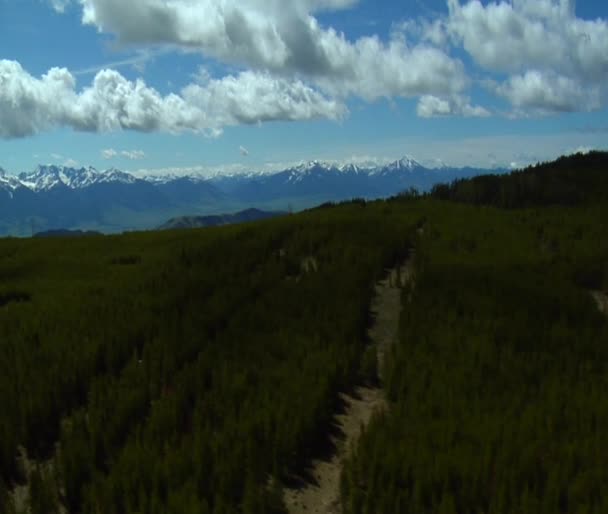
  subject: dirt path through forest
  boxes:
[283,255,414,514]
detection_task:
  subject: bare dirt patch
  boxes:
[9,444,66,514]
[284,256,414,514]
[283,387,385,514]
[591,290,608,317]
[372,259,414,382]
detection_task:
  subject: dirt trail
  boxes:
[591,290,608,317]
[283,256,414,514]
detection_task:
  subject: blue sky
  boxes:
[1,0,607,175]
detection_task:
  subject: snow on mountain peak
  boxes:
[293,160,333,172]
[392,155,422,170]
[66,166,100,188]
[1,153,432,195]
[18,165,63,191]
[13,165,141,191]
[0,170,25,196]
[98,168,137,184]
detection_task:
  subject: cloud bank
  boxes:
[77,0,467,100]
[0,60,344,139]
[417,95,490,118]
[3,0,607,139]
[444,0,608,112]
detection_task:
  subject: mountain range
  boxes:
[0,158,504,235]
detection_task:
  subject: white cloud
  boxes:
[103,148,146,160]
[18,0,608,130]
[444,0,608,113]
[49,0,71,13]
[76,0,467,100]
[70,0,608,115]
[181,71,346,127]
[101,148,118,159]
[417,95,490,118]
[121,150,146,160]
[446,0,608,80]
[49,152,79,166]
[496,70,601,114]
[314,36,467,100]
[0,60,346,139]
[64,158,80,167]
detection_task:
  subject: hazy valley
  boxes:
[0,158,502,236]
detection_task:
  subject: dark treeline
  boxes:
[0,204,415,513]
[430,151,608,207]
[342,156,608,513]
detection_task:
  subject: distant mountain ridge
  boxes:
[33,229,103,238]
[0,157,505,235]
[158,208,286,230]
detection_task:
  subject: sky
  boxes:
[1,0,608,175]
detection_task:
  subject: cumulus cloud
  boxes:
[24,0,608,127]
[49,0,71,13]
[71,0,608,115]
[101,148,118,159]
[103,148,146,160]
[496,70,601,114]
[76,0,467,100]
[181,71,346,126]
[121,150,146,160]
[444,0,608,112]
[417,95,490,118]
[446,0,608,80]
[0,60,345,139]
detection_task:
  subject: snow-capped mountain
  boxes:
[0,157,503,235]
[17,165,138,192]
[207,156,471,203]
[93,167,137,185]
[19,165,89,191]
[0,168,23,192]
[377,156,424,174]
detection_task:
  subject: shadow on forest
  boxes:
[0,291,31,308]
[282,394,349,490]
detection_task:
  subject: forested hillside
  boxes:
[0,152,606,513]
[342,154,608,513]
[430,151,608,207]
[0,202,415,514]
